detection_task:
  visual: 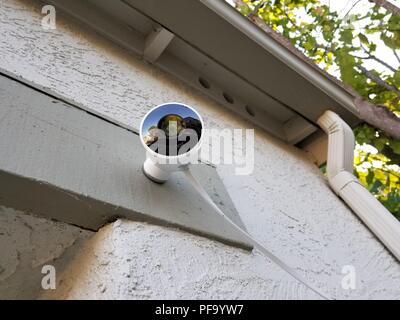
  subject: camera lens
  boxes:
[140,103,203,157]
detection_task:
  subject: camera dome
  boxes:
[140,103,203,157]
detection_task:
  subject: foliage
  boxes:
[234,0,400,217]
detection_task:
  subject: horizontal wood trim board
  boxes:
[0,74,252,249]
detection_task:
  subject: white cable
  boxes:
[183,169,332,300]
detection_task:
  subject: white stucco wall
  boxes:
[1,0,399,299]
[0,206,93,299]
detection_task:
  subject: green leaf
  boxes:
[388,15,400,32]
[335,48,358,85]
[370,180,383,193]
[374,136,388,152]
[389,140,400,154]
[381,33,399,49]
[393,70,400,88]
[358,33,369,46]
[340,29,353,44]
[366,170,375,185]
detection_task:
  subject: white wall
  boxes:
[0,206,93,299]
[0,0,399,299]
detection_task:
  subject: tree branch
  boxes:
[352,53,397,73]
[360,43,397,73]
[355,97,400,140]
[351,54,371,59]
[367,54,397,73]
[343,0,363,19]
[248,0,266,19]
[369,0,400,16]
[393,49,400,64]
[357,65,400,96]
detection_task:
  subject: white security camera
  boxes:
[140,102,204,183]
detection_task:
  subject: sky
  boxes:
[141,103,201,136]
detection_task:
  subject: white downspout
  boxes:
[318,110,400,261]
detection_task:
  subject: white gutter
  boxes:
[200,0,359,117]
[318,111,400,261]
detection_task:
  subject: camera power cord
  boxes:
[183,168,332,300]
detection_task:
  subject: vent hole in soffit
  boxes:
[198,77,211,89]
[223,92,234,104]
[245,105,255,117]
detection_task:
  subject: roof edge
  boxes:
[199,0,360,118]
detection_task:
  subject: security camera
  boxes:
[140,102,204,183]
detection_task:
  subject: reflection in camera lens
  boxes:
[142,106,202,156]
